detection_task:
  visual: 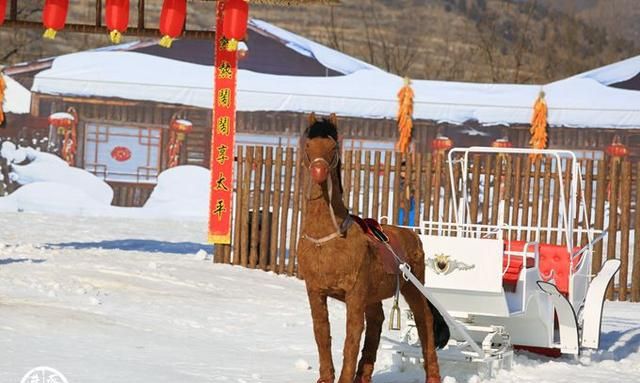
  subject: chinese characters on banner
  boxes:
[208,0,238,244]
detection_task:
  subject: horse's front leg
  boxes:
[338,290,366,383]
[307,289,335,383]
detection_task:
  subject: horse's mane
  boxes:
[306,119,338,141]
[301,118,343,194]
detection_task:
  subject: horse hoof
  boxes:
[353,376,370,383]
[426,377,441,383]
[317,379,334,383]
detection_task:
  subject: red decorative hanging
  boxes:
[167,117,193,168]
[159,0,187,48]
[0,0,7,26]
[111,146,132,162]
[106,0,130,44]
[222,0,249,51]
[49,108,78,165]
[42,0,69,39]
[491,138,513,149]
[605,136,629,158]
[431,136,453,153]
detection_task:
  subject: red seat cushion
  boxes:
[538,244,581,295]
[502,241,535,292]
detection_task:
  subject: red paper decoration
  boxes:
[111,146,132,162]
[42,0,69,39]
[222,0,249,51]
[106,0,130,44]
[159,0,187,48]
[606,136,629,158]
[0,0,7,26]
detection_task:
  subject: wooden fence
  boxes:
[214,145,640,302]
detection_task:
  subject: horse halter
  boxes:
[301,136,352,246]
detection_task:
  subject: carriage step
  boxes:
[581,259,621,349]
[537,281,579,355]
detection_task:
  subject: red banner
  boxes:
[208,0,238,244]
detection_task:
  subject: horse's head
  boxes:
[301,113,341,188]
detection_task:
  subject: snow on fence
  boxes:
[214,145,640,302]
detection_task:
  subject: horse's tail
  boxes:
[427,300,450,349]
[407,229,450,349]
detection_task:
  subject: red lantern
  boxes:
[222,0,249,51]
[106,0,129,44]
[42,0,69,39]
[491,138,513,149]
[606,136,629,158]
[171,118,193,140]
[49,111,75,134]
[431,136,453,152]
[159,0,187,48]
[0,0,7,26]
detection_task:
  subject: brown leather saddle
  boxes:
[351,215,406,274]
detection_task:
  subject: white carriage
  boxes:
[393,147,621,376]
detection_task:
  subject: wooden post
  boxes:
[269,147,283,272]
[278,148,294,275]
[618,161,631,301]
[469,155,481,224]
[592,159,607,276]
[540,158,552,243]
[412,152,423,227]
[362,151,371,219]
[632,163,640,302]
[606,159,619,301]
[432,154,443,226]
[392,152,402,225]
[353,150,362,216]
[259,147,273,271]
[581,159,594,246]
[481,155,493,227]
[239,146,253,267]
[249,146,263,268]
[372,152,381,220]
[287,151,304,277]
[422,153,433,226]
[381,152,392,223]
[343,150,353,206]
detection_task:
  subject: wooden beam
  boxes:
[10,0,17,21]
[137,0,145,31]
[2,20,216,39]
[96,0,102,27]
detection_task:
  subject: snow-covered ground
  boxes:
[1,212,639,383]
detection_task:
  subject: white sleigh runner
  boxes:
[389,147,620,377]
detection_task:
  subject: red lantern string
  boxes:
[42,0,69,39]
[159,0,187,48]
[222,0,249,51]
[106,0,130,44]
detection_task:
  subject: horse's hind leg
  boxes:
[355,301,385,383]
[401,283,441,383]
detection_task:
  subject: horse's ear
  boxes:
[308,112,317,126]
[329,113,338,127]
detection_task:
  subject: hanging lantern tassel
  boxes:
[159,0,187,48]
[396,77,414,153]
[42,0,69,40]
[529,90,548,157]
[106,0,130,44]
[0,73,6,126]
[223,0,249,52]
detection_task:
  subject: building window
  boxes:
[84,123,161,184]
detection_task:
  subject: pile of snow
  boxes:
[142,165,210,219]
[0,143,114,215]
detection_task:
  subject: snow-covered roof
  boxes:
[567,54,640,86]
[30,19,640,129]
[2,74,31,114]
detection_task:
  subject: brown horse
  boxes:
[297,114,449,383]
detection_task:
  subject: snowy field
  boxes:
[1,212,639,383]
